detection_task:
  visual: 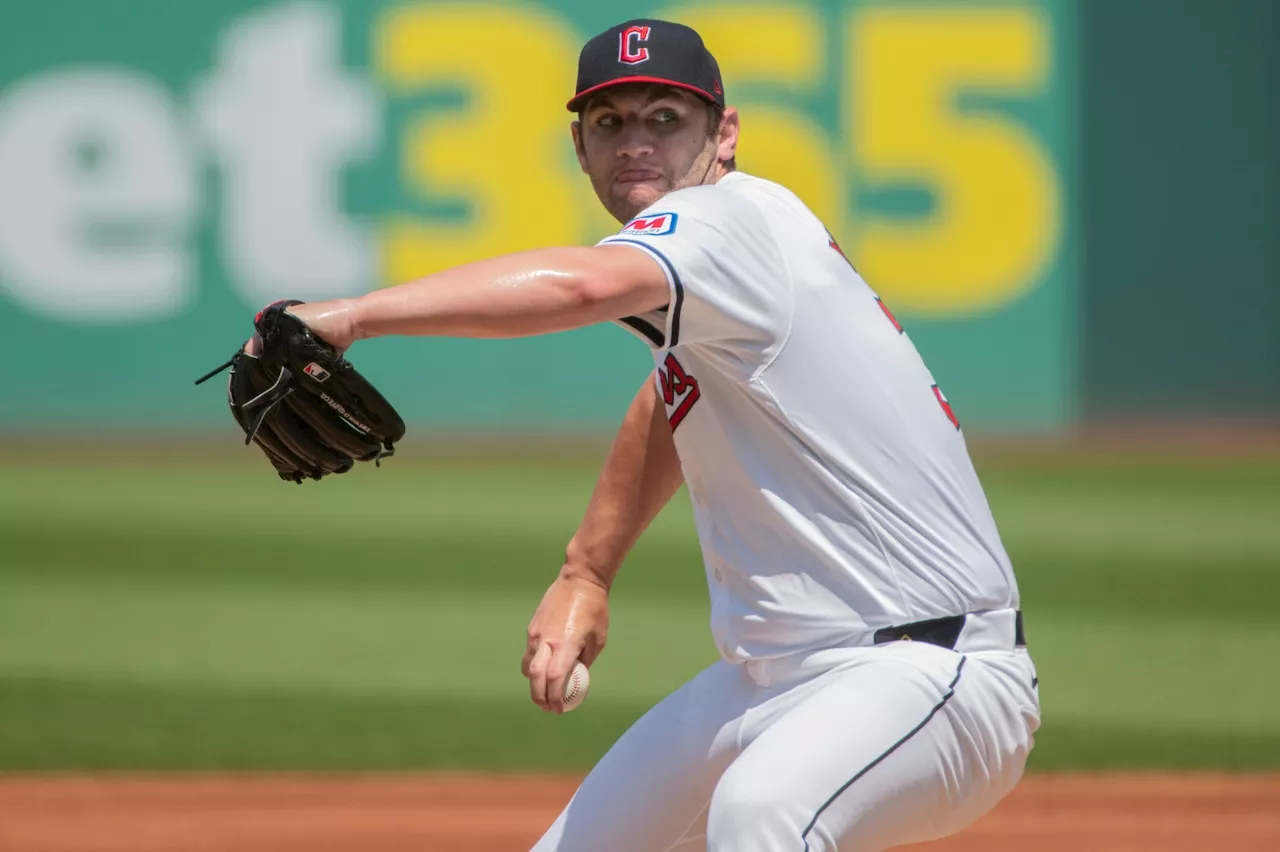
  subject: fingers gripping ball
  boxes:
[563,662,590,712]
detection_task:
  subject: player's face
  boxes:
[573,86,728,223]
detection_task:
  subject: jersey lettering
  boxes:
[932,384,961,430]
[827,231,857,273]
[874,293,957,429]
[876,297,904,333]
[658,352,700,430]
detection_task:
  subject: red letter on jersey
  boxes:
[658,352,700,430]
[828,235,852,268]
[876,297,904,334]
[619,26,651,64]
[932,384,961,430]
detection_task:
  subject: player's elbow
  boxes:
[577,247,670,318]
[573,272,655,322]
[573,269,625,310]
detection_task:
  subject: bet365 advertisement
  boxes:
[0,0,1074,432]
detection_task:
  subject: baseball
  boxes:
[562,661,590,712]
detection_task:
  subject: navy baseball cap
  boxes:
[567,19,724,112]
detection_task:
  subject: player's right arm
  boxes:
[522,376,683,713]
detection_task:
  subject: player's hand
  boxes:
[523,572,609,714]
[282,298,359,353]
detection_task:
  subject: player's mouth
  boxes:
[614,168,664,185]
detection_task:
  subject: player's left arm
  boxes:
[285,245,670,349]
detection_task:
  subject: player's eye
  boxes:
[595,113,621,128]
[652,109,679,124]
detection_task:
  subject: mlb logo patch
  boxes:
[621,212,678,236]
[303,362,331,382]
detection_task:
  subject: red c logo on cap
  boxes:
[619,25,651,64]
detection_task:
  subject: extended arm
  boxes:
[523,377,684,713]
[287,245,671,349]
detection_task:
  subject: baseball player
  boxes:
[272,18,1041,851]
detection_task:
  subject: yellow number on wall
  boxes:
[375,5,580,284]
[850,8,1061,314]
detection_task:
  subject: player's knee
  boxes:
[707,768,893,852]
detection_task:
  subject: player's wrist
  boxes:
[560,542,617,592]
[286,298,361,351]
[345,294,377,345]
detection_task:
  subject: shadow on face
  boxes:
[571,83,730,222]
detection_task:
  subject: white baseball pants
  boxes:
[531,611,1040,852]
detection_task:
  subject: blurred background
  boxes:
[1,0,1278,787]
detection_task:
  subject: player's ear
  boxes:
[717,107,740,167]
[570,121,590,173]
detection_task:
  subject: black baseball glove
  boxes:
[196,300,405,483]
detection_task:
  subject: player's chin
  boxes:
[614,182,666,215]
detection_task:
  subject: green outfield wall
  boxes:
[0,0,1077,432]
[1078,0,1280,420]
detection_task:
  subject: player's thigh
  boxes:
[705,647,1037,852]
[531,660,749,852]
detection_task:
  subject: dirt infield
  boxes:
[1,774,1277,852]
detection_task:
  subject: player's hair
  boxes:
[578,84,737,172]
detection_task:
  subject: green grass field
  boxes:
[2,450,1278,771]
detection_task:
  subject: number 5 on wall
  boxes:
[851,6,1061,315]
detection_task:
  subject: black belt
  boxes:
[873,611,1026,650]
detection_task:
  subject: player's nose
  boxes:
[614,125,656,159]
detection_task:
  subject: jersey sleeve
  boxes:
[597,184,792,365]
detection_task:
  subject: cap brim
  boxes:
[567,76,717,111]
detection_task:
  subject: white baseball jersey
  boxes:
[537,170,1039,852]
[599,171,1020,662]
